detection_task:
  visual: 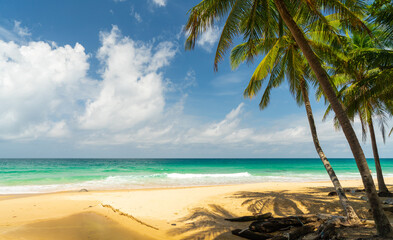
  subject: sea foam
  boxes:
[166,172,251,179]
[1,157,392,194]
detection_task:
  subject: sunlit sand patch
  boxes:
[0,212,156,240]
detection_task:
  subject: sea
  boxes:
[0,158,392,194]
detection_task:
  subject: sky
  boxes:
[0,0,391,158]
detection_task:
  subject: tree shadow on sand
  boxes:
[168,187,381,240]
[233,187,371,219]
[168,204,248,240]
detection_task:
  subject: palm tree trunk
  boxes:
[273,0,393,236]
[368,118,390,195]
[299,78,360,224]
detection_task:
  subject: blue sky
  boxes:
[0,0,391,158]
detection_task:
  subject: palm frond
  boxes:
[244,37,284,98]
[185,0,236,50]
[213,0,252,70]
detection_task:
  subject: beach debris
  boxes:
[232,228,273,240]
[225,212,272,222]
[355,189,366,192]
[378,192,393,197]
[79,189,88,192]
[327,191,337,196]
[268,223,318,240]
[328,188,363,196]
[229,214,358,240]
[382,198,393,205]
[359,196,368,201]
[101,204,159,230]
[314,217,343,240]
[249,214,318,233]
[383,206,393,213]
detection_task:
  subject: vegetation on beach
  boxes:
[184,0,393,237]
[320,25,393,197]
[229,14,360,223]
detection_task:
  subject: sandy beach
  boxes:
[1,178,393,240]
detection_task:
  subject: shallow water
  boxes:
[0,158,392,193]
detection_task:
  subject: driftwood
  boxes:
[383,206,393,213]
[329,188,366,196]
[314,218,342,240]
[383,198,393,205]
[225,212,272,222]
[378,191,393,197]
[232,229,273,240]
[268,222,320,240]
[229,214,352,240]
[249,215,319,233]
[327,191,337,196]
[354,188,365,192]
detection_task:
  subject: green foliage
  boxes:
[368,0,393,40]
[322,26,393,142]
[184,0,370,72]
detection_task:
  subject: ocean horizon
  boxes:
[1,158,392,194]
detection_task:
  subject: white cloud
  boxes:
[134,12,142,22]
[0,26,18,42]
[0,21,30,43]
[0,25,178,142]
[197,26,220,52]
[13,21,30,37]
[78,26,177,131]
[130,6,142,23]
[184,103,253,144]
[0,24,390,158]
[47,121,70,138]
[183,70,197,89]
[0,40,90,139]
[151,0,166,7]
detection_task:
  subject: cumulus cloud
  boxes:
[0,25,178,141]
[0,24,388,158]
[0,40,90,139]
[78,26,177,131]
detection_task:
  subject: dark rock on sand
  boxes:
[382,198,393,205]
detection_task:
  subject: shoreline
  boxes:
[3,158,393,196]
[1,176,388,196]
[1,178,392,239]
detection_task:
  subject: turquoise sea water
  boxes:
[0,158,393,194]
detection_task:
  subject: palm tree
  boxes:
[230,27,360,223]
[321,28,393,197]
[185,0,393,236]
[369,0,393,40]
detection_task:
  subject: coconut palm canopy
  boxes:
[184,0,393,236]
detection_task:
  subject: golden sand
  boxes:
[0,178,392,240]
